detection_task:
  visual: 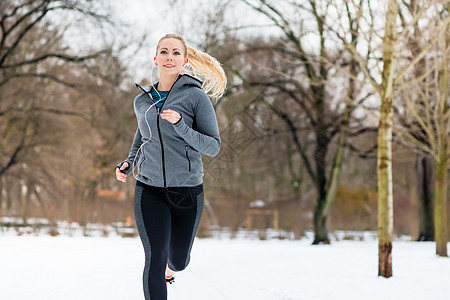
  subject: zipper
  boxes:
[156,107,167,187]
[185,145,191,172]
[154,75,183,187]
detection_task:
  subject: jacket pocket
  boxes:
[185,145,191,172]
[137,153,146,172]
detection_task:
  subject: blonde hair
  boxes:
[156,34,227,99]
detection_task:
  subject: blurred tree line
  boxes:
[0,0,138,226]
[0,0,448,254]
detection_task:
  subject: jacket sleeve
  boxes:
[116,127,142,175]
[173,90,221,157]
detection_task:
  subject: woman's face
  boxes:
[155,38,187,77]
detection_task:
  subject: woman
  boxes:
[115,34,226,299]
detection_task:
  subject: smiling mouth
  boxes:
[164,64,175,68]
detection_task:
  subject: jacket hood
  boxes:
[142,74,203,93]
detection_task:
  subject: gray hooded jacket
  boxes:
[118,74,221,187]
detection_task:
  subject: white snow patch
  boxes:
[0,232,448,300]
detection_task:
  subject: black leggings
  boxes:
[134,180,204,300]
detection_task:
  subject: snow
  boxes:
[0,231,449,300]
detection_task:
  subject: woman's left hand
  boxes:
[161,109,181,124]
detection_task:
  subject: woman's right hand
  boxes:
[116,162,129,182]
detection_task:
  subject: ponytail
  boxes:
[184,46,227,100]
[156,34,227,100]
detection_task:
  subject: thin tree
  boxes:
[396,1,449,256]
[434,10,448,256]
[434,9,448,256]
[396,0,437,242]
[376,0,398,278]
[331,0,449,274]
[395,1,449,249]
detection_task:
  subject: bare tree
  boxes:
[0,0,112,177]
[401,1,435,242]
[330,0,449,275]
[395,1,449,256]
[0,1,143,228]
[395,1,448,243]
[229,0,376,244]
[375,0,398,278]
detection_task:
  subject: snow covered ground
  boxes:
[0,231,449,300]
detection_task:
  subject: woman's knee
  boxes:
[168,255,190,272]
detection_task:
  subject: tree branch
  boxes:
[346,141,377,159]
[0,106,90,121]
[229,66,319,186]
[1,49,110,69]
[0,3,50,67]
[394,16,450,84]
[0,72,79,88]
[0,119,29,176]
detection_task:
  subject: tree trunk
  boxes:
[417,156,434,241]
[322,100,349,230]
[312,147,330,244]
[378,0,398,278]
[434,151,448,257]
[434,18,448,257]
[377,103,394,278]
[0,176,4,217]
[5,177,12,216]
[312,130,346,245]
[313,197,330,244]
[21,182,30,226]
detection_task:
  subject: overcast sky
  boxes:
[61,0,366,84]
[103,0,277,82]
[111,0,178,81]
[57,0,193,82]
